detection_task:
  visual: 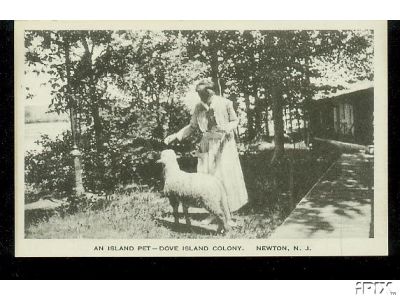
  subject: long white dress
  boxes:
[176,96,248,212]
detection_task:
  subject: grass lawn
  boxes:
[25,190,286,239]
[25,144,340,239]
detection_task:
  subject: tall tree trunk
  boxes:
[288,105,294,137]
[208,33,222,95]
[168,96,175,136]
[155,93,164,139]
[271,87,285,164]
[263,86,270,139]
[81,36,103,154]
[64,41,78,146]
[303,58,312,145]
[64,34,85,196]
[254,93,262,139]
[244,93,254,141]
[210,55,221,95]
[88,80,103,154]
[302,105,310,146]
[264,105,270,138]
[91,104,103,153]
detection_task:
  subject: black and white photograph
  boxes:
[14,21,388,257]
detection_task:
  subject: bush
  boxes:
[24,121,198,198]
[25,132,75,197]
[25,132,164,196]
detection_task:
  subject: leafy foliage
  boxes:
[24,29,373,198]
[25,132,75,196]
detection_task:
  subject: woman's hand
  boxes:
[164,133,177,145]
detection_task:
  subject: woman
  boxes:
[164,80,248,223]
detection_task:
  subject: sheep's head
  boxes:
[156,149,178,165]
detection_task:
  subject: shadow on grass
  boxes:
[160,211,211,222]
[155,218,218,236]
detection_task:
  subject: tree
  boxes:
[184,30,242,95]
[25,30,208,194]
[254,30,374,164]
[25,30,87,194]
[25,29,374,196]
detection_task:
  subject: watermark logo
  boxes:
[356,282,397,296]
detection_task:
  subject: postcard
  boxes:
[15,20,387,256]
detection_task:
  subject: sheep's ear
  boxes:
[176,154,182,159]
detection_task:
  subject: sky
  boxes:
[24,71,53,107]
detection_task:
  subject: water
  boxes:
[25,121,70,152]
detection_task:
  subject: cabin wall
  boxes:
[310,88,373,145]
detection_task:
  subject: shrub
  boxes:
[25,132,75,197]
[24,117,198,198]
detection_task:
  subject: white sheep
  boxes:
[157,149,231,233]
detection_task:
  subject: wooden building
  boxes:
[309,87,373,145]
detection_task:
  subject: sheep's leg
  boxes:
[202,201,229,234]
[216,216,228,235]
[218,210,230,234]
[182,203,191,227]
[169,198,180,226]
[209,206,229,234]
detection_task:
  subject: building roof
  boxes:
[313,81,373,102]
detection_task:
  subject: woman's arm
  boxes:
[175,107,198,141]
[165,104,199,144]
